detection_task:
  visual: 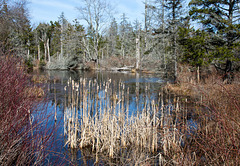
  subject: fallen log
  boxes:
[110,66,135,72]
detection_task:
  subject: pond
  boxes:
[33,70,197,165]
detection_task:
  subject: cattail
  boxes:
[61,78,188,164]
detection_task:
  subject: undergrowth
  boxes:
[168,64,240,165]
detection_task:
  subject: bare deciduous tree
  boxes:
[77,0,113,61]
[37,23,50,62]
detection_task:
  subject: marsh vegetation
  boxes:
[40,69,239,165]
[1,0,240,165]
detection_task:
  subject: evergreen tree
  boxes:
[108,18,118,56]
[178,27,212,67]
[0,0,31,56]
[72,19,85,57]
[119,13,128,58]
[58,12,68,59]
[165,0,185,78]
[49,21,61,58]
[189,0,240,61]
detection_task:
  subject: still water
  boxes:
[35,70,189,165]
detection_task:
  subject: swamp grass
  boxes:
[60,65,240,165]
[61,76,200,165]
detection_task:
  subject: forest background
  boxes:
[0,0,240,78]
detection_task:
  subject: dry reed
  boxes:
[62,77,189,164]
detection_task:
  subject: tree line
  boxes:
[0,0,239,73]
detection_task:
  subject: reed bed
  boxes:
[62,77,192,164]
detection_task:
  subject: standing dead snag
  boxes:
[136,30,141,70]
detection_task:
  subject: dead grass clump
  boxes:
[25,86,45,98]
[99,56,135,69]
[31,75,49,83]
[166,82,194,97]
[85,61,96,70]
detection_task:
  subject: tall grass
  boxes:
[62,65,240,165]
[63,77,191,164]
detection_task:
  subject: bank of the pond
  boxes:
[164,65,240,165]
[32,56,175,77]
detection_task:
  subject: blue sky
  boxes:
[29,0,145,26]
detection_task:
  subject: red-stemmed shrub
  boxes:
[0,53,54,165]
[171,64,240,165]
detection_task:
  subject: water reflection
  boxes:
[37,70,198,165]
[42,70,169,109]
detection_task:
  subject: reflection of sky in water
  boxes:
[40,102,96,165]
[187,119,198,135]
[37,70,197,165]
[125,77,165,83]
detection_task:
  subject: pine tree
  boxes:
[108,18,118,57]
[189,0,240,61]
[0,0,31,55]
[165,0,185,78]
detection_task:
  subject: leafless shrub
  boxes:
[99,56,136,69]
[0,53,55,165]
[46,56,70,70]
[168,64,240,165]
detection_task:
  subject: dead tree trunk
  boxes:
[38,44,41,61]
[47,38,50,62]
[136,33,140,70]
